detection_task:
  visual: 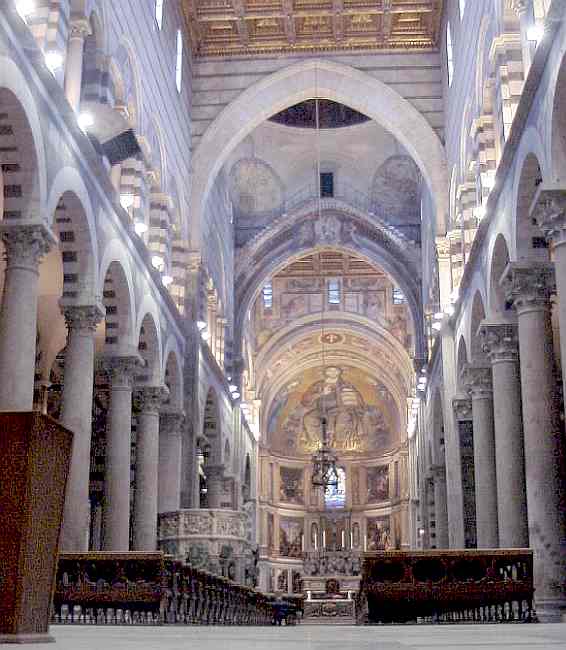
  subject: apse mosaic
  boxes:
[267,365,399,456]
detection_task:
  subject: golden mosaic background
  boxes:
[183,0,444,57]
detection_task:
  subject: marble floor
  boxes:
[5,624,566,649]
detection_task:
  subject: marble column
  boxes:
[102,354,140,551]
[452,397,476,549]
[64,18,91,113]
[503,262,566,620]
[479,321,529,548]
[59,303,104,552]
[534,189,566,405]
[0,223,55,411]
[511,0,535,79]
[431,464,449,549]
[462,365,499,548]
[206,464,224,509]
[158,410,185,513]
[133,386,168,551]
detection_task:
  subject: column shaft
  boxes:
[102,357,138,551]
[133,406,160,551]
[433,468,449,549]
[158,414,184,513]
[60,304,103,551]
[0,225,54,411]
[470,393,499,548]
[64,20,90,112]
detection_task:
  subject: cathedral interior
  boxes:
[1,0,566,643]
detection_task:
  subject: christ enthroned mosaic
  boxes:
[267,366,399,456]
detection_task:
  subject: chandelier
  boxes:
[311,416,339,489]
[310,67,339,492]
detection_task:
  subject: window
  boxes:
[328,279,340,305]
[262,281,273,309]
[175,29,183,92]
[459,0,466,19]
[325,467,346,508]
[320,172,334,197]
[155,0,164,29]
[446,23,454,87]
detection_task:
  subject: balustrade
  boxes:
[51,553,272,626]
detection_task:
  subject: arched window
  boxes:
[325,467,346,508]
[175,29,183,92]
[459,0,466,19]
[446,23,454,87]
[155,0,164,29]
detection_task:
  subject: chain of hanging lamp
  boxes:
[311,66,339,491]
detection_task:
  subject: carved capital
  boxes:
[531,188,566,247]
[61,302,105,333]
[69,17,92,39]
[0,223,56,271]
[461,364,493,400]
[452,396,472,420]
[478,321,519,364]
[134,385,169,414]
[501,262,555,314]
[511,0,531,16]
[102,353,142,389]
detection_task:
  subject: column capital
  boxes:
[69,16,92,39]
[511,0,531,16]
[531,188,566,247]
[478,320,519,364]
[60,301,105,333]
[0,222,56,271]
[101,352,142,389]
[461,364,493,400]
[452,396,473,420]
[501,262,555,315]
[431,464,446,480]
[134,385,169,414]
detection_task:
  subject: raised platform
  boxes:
[302,598,355,625]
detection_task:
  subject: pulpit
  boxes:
[0,412,73,643]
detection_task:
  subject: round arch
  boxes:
[469,290,487,363]
[136,311,162,385]
[487,232,511,316]
[233,205,424,360]
[163,346,183,410]
[190,59,449,247]
[0,57,47,222]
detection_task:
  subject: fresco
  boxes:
[279,517,303,558]
[366,516,392,551]
[367,465,390,502]
[280,466,304,504]
[267,365,399,456]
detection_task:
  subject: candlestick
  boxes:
[322,530,326,549]
[350,530,353,548]
[341,530,345,548]
[364,533,367,552]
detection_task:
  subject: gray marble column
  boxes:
[432,464,449,549]
[64,18,91,112]
[462,365,499,549]
[0,223,55,411]
[206,464,225,509]
[503,262,566,620]
[479,321,529,548]
[59,303,104,552]
[102,354,140,551]
[133,386,168,551]
[158,410,185,513]
[452,397,476,549]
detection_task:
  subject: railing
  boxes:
[51,553,273,626]
[356,549,535,624]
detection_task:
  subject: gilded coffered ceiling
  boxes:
[183,0,444,58]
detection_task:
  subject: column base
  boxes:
[534,597,566,623]
[0,633,55,644]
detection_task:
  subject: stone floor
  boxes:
[5,624,566,649]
